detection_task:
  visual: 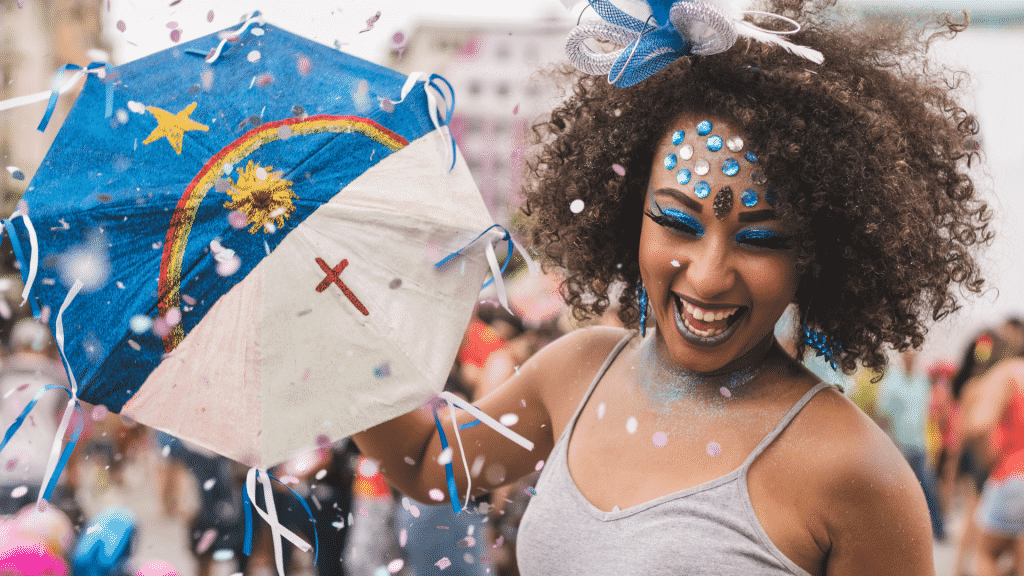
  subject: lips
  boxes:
[672,294,746,346]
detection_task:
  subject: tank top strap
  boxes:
[740,381,834,470]
[557,331,637,446]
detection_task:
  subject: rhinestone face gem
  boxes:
[694,159,710,175]
[745,150,757,163]
[678,144,694,160]
[706,135,723,152]
[741,189,758,207]
[694,181,711,198]
[726,136,744,152]
[676,168,692,185]
[672,130,685,146]
[713,186,734,221]
[765,188,778,206]
[750,168,767,185]
[664,153,677,170]
[696,120,712,136]
[722,158,740,176]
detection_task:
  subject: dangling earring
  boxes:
[800,303,841,368]
[638,284,648,337]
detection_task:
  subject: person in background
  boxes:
[878,350,946,541]
[964,332,1024,576]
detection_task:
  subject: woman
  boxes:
[354,2,990,574]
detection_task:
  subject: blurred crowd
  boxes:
[3,264,1024,576]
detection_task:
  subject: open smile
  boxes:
[672,294,747,346]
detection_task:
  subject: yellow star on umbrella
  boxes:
[143,102,210,155]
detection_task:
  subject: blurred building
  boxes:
[389,19,572,227]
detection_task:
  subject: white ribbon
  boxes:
[395,72,455,169]
[0,69,93,114]
[9,211,39,308]
[37,279,82,505]
[245,468,312,576]
[439,391,534,452]
[444,399,474,508]
[205,12,266,63]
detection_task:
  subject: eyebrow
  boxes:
[653,188,703,213]
[738,209,778,223]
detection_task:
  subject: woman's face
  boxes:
[639,114,799,372]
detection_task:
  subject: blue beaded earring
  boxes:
[638,284,648,337]
[801,304,841,368]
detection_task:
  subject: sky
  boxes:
[98,0,1024,363]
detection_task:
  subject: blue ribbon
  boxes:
[587,0,691,87]
[427,74,458,171]
[434,224,513,290]
[432,403,462,514]
[2,219,40,318]
[242,470,319,565]
[0,384,82,502]
[37,62,112,132]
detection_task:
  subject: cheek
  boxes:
[743,257,799,307]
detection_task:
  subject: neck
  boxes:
[636,331,776,405]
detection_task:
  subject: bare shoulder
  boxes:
[518,326,634,431]
[783,387,935,574]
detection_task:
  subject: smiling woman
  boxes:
[353,1,990,575]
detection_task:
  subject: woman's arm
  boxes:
[962,361,1017,440]
[351,326,624,504]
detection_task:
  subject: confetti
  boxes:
[91,405,108,421]
[404,456,415,465]
[513,103,520,115]
[389,278,402,289]
[596,402,606,419]
[7,166,25,180]
[438,447,453,465]
[195,528,217,554]
[409,505,420,518]
[570,199,585,213]
[387,559,404,574]
[297,55,312,75]
[719,386,732,397]
[116,20,126,32]
[247,50,261,63]
[10,485,28,498]
[706,442,721,457]
[535,460,545,471]
[315,469,327,480]
[361,11,381,33]
[203,478,216,491]
[164,308,181,327]
[373,362,391,378]
[625,416,638,434]
[428,488,445,501]
[207,10,214,22]
[499,413,519,426]
[170,29,182,43]
[612,163,626,176]
[228,211,247,229]
[251,28,265,36]
[652,431,668,447]
[166,21,179,29]
[670,260,680,267]
[127,100,145,114]
[400,529,408,547]
[435,557,451,570]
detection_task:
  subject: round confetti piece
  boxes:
[409,505,420,518]
[297,55,312,75]
[389,278,403,289]
[116,20,126,32]
[127,100,145,114]
[706,442,721,457]
[170,29,181,43]
[164,308,181,327]
[91,405,109,421]
[404,456,415,465]
[428,488,445,501]
[6,166,25,180]
[499,413,519,426]
[130,314,152,334]
[207,10,214,22]
[152,318,170,338]
[438,447,453,465]
[195,528,217,554]
[535,459,545,471]
[625,416,638,434]
[247,50,261,63]
[380,98,395,113]
[612,163,626,176]
[720,386,732,397]
[652,431,668,447]
[435,557,451,570]
[227,211,247,229]
[670,260,680,267]
[316,433,330,447]
[570,199,585,214]
[596,402,606,419]
[136,560,178,576]
[115,109,129,124]
[215,254,241,277]
[251,28,265,36]
[203,478,216,491]
[166,21,178,29]
[393,31,406,44]
[387,559,405,574]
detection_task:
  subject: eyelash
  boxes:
[645,208,705,237]
[735,229,795,250]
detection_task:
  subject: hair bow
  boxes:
[564,0,824,87]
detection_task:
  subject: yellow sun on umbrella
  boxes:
[223,160,298,234]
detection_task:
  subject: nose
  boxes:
[683,236,736,299]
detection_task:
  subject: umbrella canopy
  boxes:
[3,14,495,468]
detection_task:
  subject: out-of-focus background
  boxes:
[1,1,1022,575]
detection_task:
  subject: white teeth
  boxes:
[702,310,716,322]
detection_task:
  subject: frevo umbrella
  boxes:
[1,14,505,475]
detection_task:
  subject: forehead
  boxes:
[650,114,775,214]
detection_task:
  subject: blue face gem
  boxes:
[696,120,712,136]
[706,135,723,152]
[671,130,685,146]
[741,189,758,207]
[664,153,677,170]
[676,168,691,185]
[694,181,711,198]
[765,188,778,206]
[745,150,757,163]
[722,158,740,176]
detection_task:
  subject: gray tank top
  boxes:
[516,333,829,576]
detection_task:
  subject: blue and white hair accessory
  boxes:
[562,0,824,87]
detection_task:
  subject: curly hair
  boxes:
[520,1,992,373]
